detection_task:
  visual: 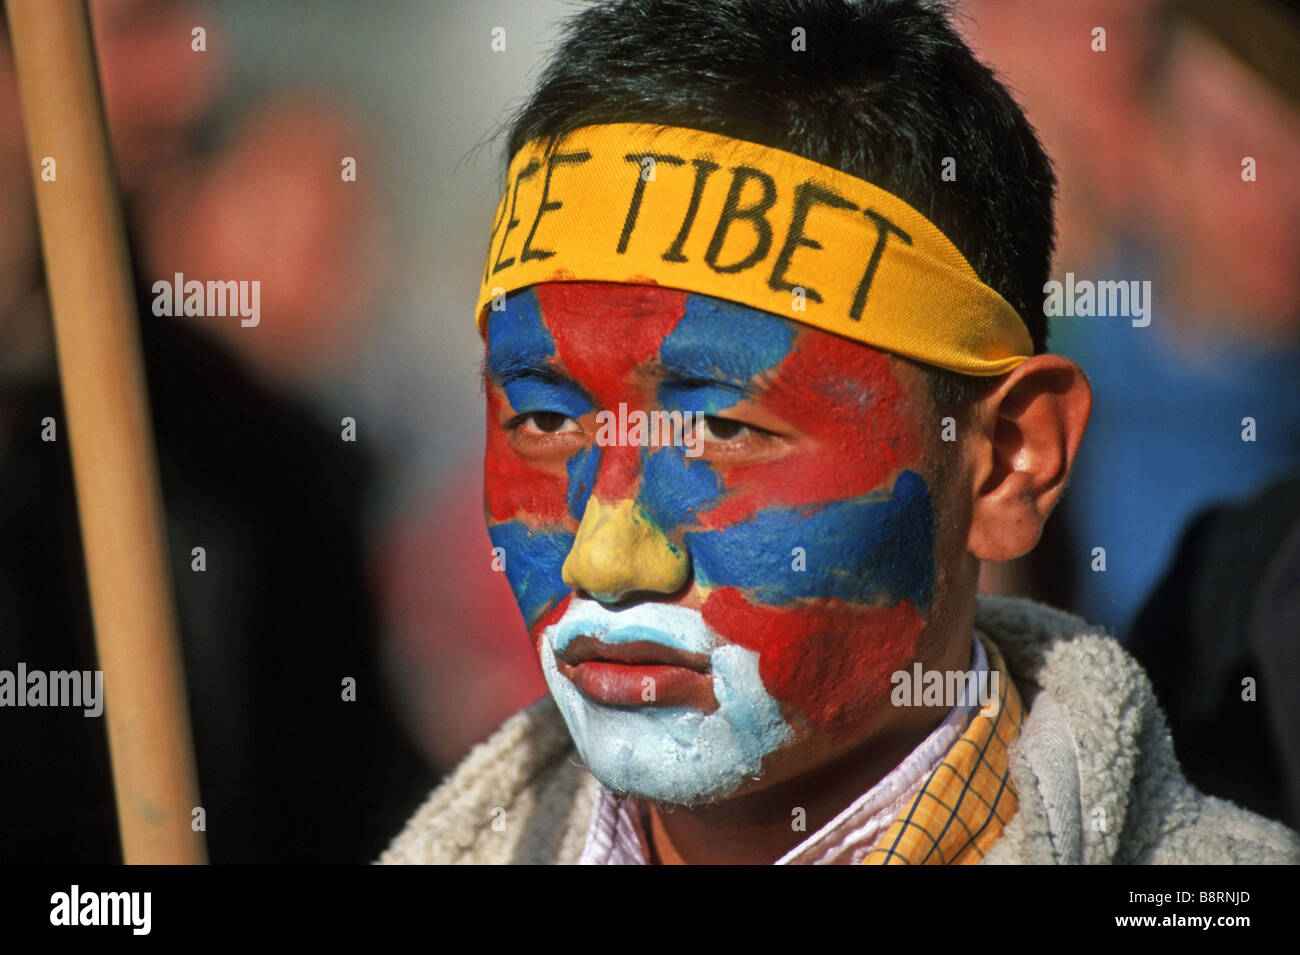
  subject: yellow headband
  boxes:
[476,123,1032,376]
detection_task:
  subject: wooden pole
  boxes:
[5,0,207,864]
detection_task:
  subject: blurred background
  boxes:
[0,0,1297,862]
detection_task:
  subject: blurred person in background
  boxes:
[966,0,1300,827]
[965,0,1300,637]
[1123,0,1300,830]
[959,0,1163,611]
[0,0,433,862]
[959,0,1161,278]
[1053,0,1300,637]
[1128,473,1300,829]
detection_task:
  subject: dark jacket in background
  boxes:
[0,312,435,863]
[1128,476,1300,830]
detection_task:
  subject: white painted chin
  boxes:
[540,598,793,806]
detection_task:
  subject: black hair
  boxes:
[503,0,1056,413]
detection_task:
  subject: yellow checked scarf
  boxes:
[477,124,1033,376]
[862,633,1024,865]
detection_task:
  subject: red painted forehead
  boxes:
[539,283,685,390]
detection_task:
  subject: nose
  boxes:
[561,497,688,603]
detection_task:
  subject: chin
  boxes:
[540,621,793,806]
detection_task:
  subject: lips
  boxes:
[557,636,717,710]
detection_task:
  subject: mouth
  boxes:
[556,635,717,710]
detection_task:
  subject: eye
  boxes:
[516,411,581,436]
[699,415,752,443]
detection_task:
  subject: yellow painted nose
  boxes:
[562,497,689,603]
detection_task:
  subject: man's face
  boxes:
[484,281,940,804]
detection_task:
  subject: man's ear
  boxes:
[967,355,1092,562]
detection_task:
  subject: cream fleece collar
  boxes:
[379,595,1300,865]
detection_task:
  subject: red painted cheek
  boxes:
[701,588,926,741]
[484,386,569,524]
[701,333,923,528]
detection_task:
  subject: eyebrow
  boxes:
[482,350,599,416]
[485,354,761,397]
[655,302,791,393]
[656,367,758,398]
[484,342,763,401]
[485,351,569,386]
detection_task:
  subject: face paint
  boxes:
[483,292,583,628]
[483,281,937,803]
[541,597,791,804]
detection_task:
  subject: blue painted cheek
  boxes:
[685,469,935,609]
[487,521,574,628]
